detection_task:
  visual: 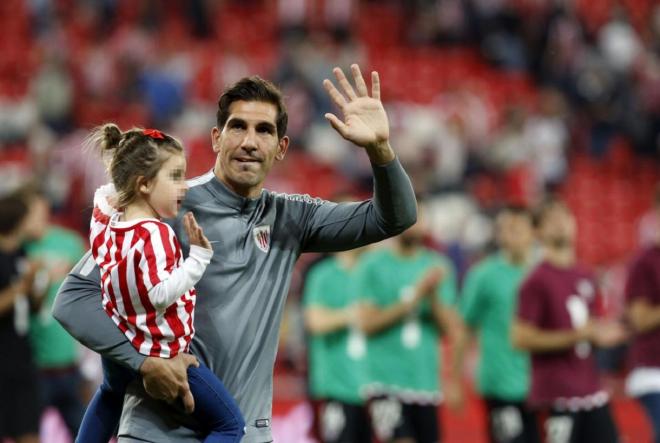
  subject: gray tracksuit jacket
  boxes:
[52,158,416,442]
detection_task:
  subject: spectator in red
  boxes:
[625,184,660,443]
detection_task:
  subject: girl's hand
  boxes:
[184,212,212,250]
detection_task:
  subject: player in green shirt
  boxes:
[457,206,540,443]
[303,248,370,443]
[24,195,87,437]
[354,216,465,443]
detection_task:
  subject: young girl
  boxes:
[77,124,245,443]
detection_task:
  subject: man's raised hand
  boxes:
[323,64,395,164]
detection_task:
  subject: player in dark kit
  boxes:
[625,186,660,443]
[512,198,626,443]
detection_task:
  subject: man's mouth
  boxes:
[234,157,262,164]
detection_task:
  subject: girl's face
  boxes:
[145,153,188,219]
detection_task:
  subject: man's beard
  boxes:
[549,236,572,249]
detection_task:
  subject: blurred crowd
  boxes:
[0,0,659,442]
[0,0,658,242]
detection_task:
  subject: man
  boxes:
[457,206,539,443]
[0,186,43,443]
[52,64,417,443]
[303,247,370,443]
[24,193,87,438]
[512,198,625,443]
[353,212,464,443]
[624,185,660,443]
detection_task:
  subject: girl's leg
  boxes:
[187,363,245,443]
[76,357,136,443]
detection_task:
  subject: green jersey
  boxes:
[355,247,457,403]
[460,253,531,401]
[27,226,85,368]
[303,257,366,404]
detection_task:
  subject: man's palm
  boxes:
[323,64,390,148]
[340,97,389,148]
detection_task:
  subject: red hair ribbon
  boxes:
[143,128,165,139]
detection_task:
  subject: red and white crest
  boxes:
[252,225,270,253]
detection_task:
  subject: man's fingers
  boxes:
[351,64,368,97]
[323,79,347,110]
[324,113,349,139]
[371,71,381,101]
[182,353,200,368]
[333,67,358,100]
[181,385,195,414]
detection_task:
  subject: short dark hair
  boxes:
[500,204,532,219]
[533,197,568,228]
[216,76,288,139]
[0,184,35,235]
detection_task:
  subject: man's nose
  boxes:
[240,128,258,150]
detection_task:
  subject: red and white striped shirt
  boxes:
[89,184,213,358]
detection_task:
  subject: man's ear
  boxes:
[275,136,289,161]
[211,127,222,154]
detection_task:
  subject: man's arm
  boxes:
[0,282,21,315]
[52,252,198,410]
[511,318,626,352]
[304,306,354,335]
[511,319,586,353]
[301,65,416,253]
[356,267,442,335]
[628,298,660,333]
[511,273,584,353]
[429,259,465,411]
[625,256,660,334]
[432,299,467,411]
[453,263,485,383]
[52,261,147,372]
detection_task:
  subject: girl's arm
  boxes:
[140,216,213,310]
[145,244,212,309]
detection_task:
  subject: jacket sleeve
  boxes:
[301,157,417,253]
[51,252,146,372]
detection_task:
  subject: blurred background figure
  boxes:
[625,185,660,443]
[0,0,659,441]
[303,246,370,443]
[353,211,465,443]
[513,199,626,443]
[0,184,46,443]
[456,206,539,443]
[23,192,87,439]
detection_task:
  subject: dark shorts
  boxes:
[484,397,540,443]
[542,404,619,443]
[0,366,41,438]
[316,400,371,443]
[368,396,440,443]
